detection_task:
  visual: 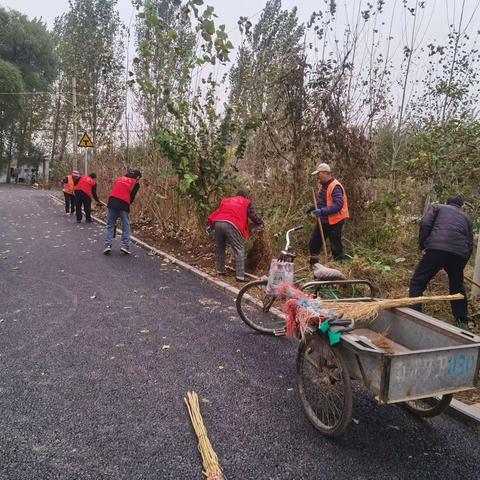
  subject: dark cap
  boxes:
[127,169,142,179]
[447,196,464,207]
[236,190,249,198]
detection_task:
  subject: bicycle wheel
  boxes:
[236,279,287,335]
[297,335,353,437]
[402,394,453,418]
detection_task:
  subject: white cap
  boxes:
[311,163,331,175]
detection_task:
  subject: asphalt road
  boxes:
[0,185,479,480]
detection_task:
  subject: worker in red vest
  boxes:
[61,169,80,214]
[74,173,101,223]
[306,163,349,261]
[103,169,141,255]
[208,190,264,282]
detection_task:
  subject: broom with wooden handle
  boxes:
[311,188,329,264]
[185,391,223,480]
[326,294,464,323]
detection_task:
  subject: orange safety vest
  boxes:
[63,175,75,195]
[320,179,349,225]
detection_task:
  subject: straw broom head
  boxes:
[184,391,224,480]
[326,294,464,323]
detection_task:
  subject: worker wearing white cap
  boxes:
[306,163,349,261]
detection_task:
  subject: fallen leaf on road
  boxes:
[201,398,210,404]
[116,342,126,348]
[352,418,360,425]
[140,328,150,334]
[199,298,221,306]
[218,365,224,370]
[159,286,170,291]
[90,293,97,299]
[387,424,400,431]
[147,250,157,256]
[12,267,20,270]
[162,345,170,350]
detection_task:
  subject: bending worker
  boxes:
[74,173,100,223]
[103,169,141,255]
[409,196,473,330]
[208,190,264,282]
[61,169,80,214]
[306,162,349,262]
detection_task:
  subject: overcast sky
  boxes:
[2,0,479,130]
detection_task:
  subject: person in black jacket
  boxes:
[409,196,473,329]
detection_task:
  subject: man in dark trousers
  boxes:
[61,169,80,214]
[74,173,100,223]
[306,163,349,262]
[409,196,473,330]
[103,169,141,255]
[208,191,264,282]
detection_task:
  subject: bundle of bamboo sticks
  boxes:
[184,391,224,480]
[326,294,464,323]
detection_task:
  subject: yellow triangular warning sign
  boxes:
[78,132,94,148]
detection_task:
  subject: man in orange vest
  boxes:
[74,173,101,223]
[306,163,349,261]
[103,169,141,255]
[208,190,264,282]
[61,170,80,214]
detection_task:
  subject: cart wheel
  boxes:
[236,279,286,335]
[297,335,353,437]
[402,394,453,418]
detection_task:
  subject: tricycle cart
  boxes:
[298,285,480,437]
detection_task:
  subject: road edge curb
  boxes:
[49,193,480,429]
[49,194,243,300]
[446,399,480,428]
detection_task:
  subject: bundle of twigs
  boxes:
[326,294,464,323]
[184,391,224,480]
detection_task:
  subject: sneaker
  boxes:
[120,245,131,255]
[235,277,248,283]
[216,271,227,276]
[76,220,82,223]
[86,219,93,223]
[103,245,112,255]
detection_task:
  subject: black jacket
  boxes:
[419,204,473,259]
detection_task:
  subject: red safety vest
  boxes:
[208,196,251,239]
[320,179,349,225]
[63,175,75,195]
[75,176,96,199]
[109,176,137,204]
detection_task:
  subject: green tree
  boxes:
[55,0,125,150]
[0,7,56,181]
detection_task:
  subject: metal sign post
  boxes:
[78,132,94,175]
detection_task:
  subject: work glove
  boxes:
[315,208,325,217]
[306,205,315,214]
[206,226,213,236]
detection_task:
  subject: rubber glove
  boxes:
[306,205,315,214]
[315,208,325,217]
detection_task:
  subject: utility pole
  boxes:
[472,236,480,300]
[72,76,78,170]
